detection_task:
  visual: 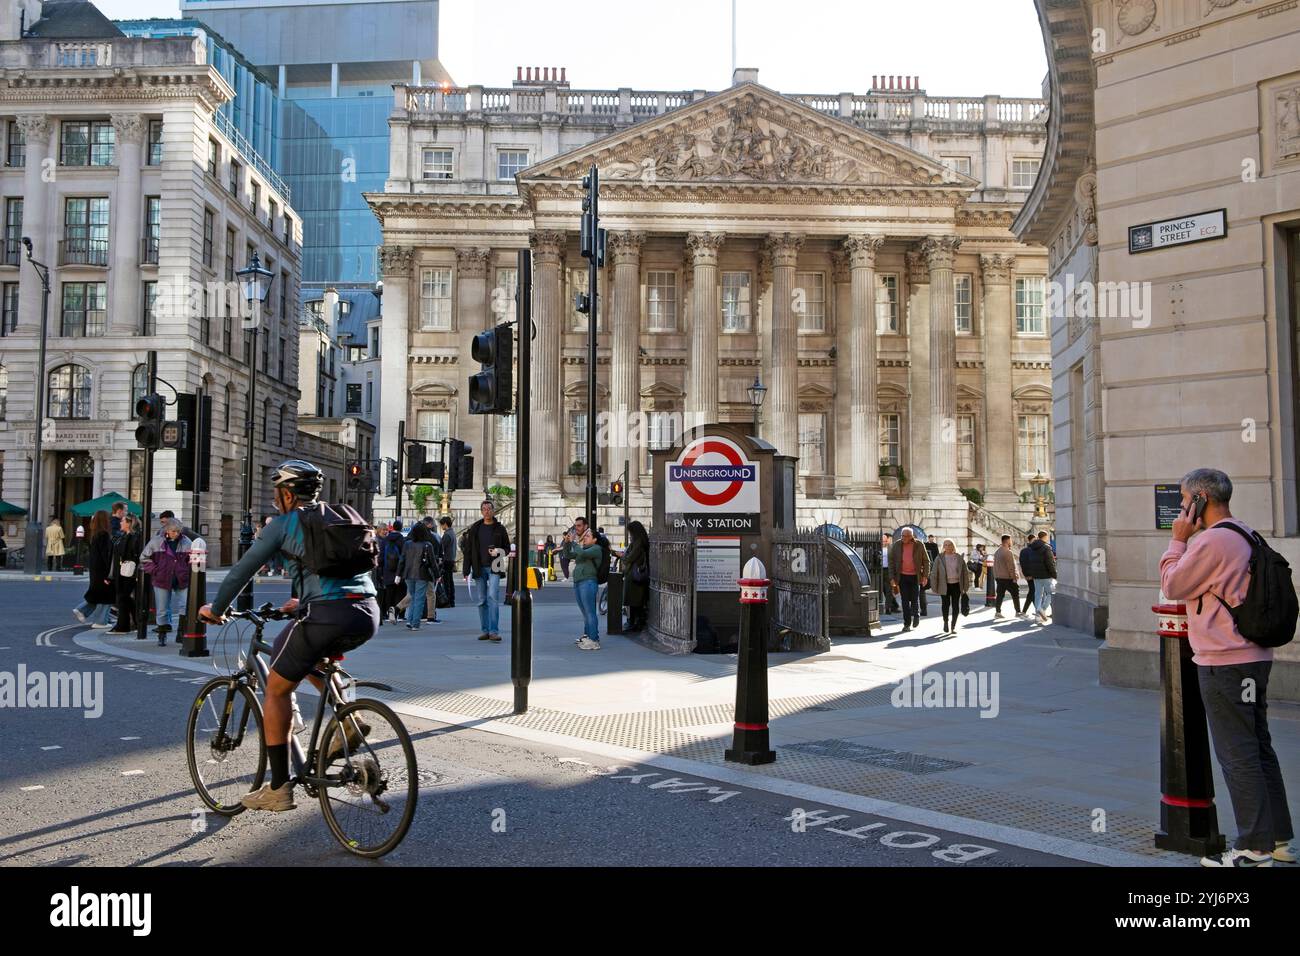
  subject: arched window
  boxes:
[48,364,92,419]
[130,364,148,408]
[0,363,7,421]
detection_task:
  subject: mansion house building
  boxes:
[367,68,1052,541]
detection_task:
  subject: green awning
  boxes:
[0,499,26,517]
[69,492,142,518]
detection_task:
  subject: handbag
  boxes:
[434,578,451,608]
[119,560,137,578]
[630,560,649,585]
[960,593,970,617]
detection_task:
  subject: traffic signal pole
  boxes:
[512,248,533,714]
[585,164,600,529]
[135,350,158,642]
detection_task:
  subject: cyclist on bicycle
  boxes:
[199,459,379,812]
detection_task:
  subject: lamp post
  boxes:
[21,237,51,576]
[1030,470,1052,536]
[747,375,767,435]
[235,252,275,611]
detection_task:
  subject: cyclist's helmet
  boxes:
[272,459,323,501]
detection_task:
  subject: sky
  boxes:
[92,0,1048,98]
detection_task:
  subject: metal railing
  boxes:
[58,238,109,267]
[140,235,159,265]
[967,500,1027,543]
[212,109,291,205]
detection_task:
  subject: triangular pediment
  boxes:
[520,84,975,191]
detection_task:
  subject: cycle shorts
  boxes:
[270,596,379,683]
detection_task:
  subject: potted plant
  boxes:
[879,460,904,495]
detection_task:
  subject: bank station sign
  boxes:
[664,436,760,533]
[1128,209,1227,255]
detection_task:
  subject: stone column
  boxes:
[924,236,962,495]
[981,253,1018,505]
[831,250,851,489]
[766,233,804,459]
[15,114,50,335]
[111,114,145,335]
[530,231,566,494]
[845,235,885,489]
[377,246,414,518]
[905,249,932,492]
[685,232,724,429]
[456,247,490,479]
[609,231,645,493]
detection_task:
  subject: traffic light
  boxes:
[580,167,605,267]
[469,323,513,415]
[385,459,398,497]
[405,442,426,483]
[347,462,364,491]
[135,394,165,450]
[175,393,212,493]
[369,460,382,494]
[447,439,473,492]
[609,479,624,506]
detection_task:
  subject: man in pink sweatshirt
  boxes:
[1159,468,1294,867]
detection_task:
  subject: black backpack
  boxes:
[297,503,379,580]
[382,536,402,576]
[1198,522,1298,649]
[595,533,612,586]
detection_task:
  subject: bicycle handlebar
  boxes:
[225,602,292,624]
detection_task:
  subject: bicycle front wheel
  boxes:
[187,677,266,816]
[317,699,418,858]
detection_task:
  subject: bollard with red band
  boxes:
[180,539,210,658]
[1151,598,1224,856]
[726,557,776,766]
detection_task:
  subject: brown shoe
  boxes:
[477,633,491,641]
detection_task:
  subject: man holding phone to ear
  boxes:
[1159,468,1294,867]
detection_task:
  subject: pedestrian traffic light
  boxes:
[468,323,513,415]
[385,458,398,497]
[134,394,165,450]
[609,479,624,506]
[580,167,605,267]
[405,442,426,483]
[175,392,211,493]
[347,462,364,491]
[447,439,473,492]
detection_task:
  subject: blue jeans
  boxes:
[74,600,112,625]
[473,569,501,635]
[576,578,599,643]
[153,587,188,628]
[405,578,428,628]
[1032,578,1054,616]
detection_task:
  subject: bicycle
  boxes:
[185,602,418,858]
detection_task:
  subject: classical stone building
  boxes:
[368,69,1053,541]
[1016,0,1300,697]
[0,5,302,565]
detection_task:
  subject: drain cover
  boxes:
[781,739,972,775]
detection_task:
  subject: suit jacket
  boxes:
[888,539,930,584]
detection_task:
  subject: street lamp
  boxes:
[235,252,275,610]
[747,376,767,433]
[21,236,52,576]
[1030,470,1051,519]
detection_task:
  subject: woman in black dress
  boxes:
[620,521,650,632]
[73,510,116,627]
[110,513,142,633]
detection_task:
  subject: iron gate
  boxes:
[645,528,696,655]
[770,531,829,652]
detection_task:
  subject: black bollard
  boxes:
[607,570,624,635]
[1152,601,1224,856]
[726,558,776,766]
[180,540,210,658]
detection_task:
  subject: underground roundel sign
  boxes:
[664,436,760,514]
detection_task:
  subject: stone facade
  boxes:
[367,72,1053,543]
[0,33,302,566]
[1016,0,1300,698]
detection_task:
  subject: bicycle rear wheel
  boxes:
[187,677,266,816]
[317,699,418,858]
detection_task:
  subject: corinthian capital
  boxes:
[920,235,962,272]
[529,230,567,263]
[686,232,725,264]
[378,245,415,278]
[455,247,490,278]
[14,114,48,141]
[764,232,804,268]
[905,250,928,286]
[608,230,646,266]
[842,234,885,269]
[111,113,146,145]
[979,253,1017,285]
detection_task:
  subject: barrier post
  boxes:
[726,557,776,765]
[181,539,210,658]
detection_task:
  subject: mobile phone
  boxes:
[1187,493,1207,525]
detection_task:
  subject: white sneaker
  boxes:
[91,622,113,630]
[993,613,1005,620]
[1037,613,1048,625]
[576,638,602,651]
[240,782,296,812]
[1200,848,1273,867]
[73,608,86,623]
[1274,840,1297,864]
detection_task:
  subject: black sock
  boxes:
[268,743,289,789]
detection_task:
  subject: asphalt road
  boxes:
[0,576,1080,867]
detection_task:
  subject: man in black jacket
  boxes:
[462,500,510,642]
[377,520,406,624]
[438,516,456,608]
[1023,531,1058,625]
[1019,534,1038,619]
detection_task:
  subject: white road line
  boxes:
[120,770,145,776]
[40,746,62,751]
[34,623,81,647]
[119,736,141,741]
[20,785,44,792]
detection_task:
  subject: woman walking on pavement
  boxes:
[398,521,439,630]
[141,518,192,645]
[72,510,115,627]
[931,538,972,637]
[109,513,143,633]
